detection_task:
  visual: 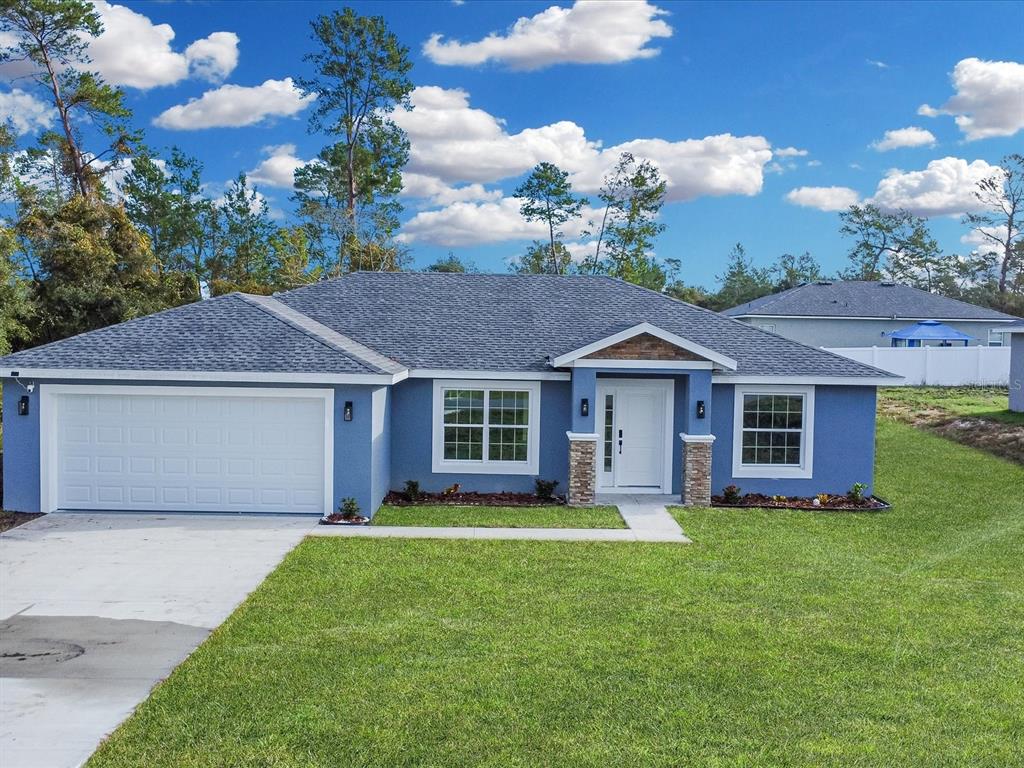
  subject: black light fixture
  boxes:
[580,398,589,417]
[18,395,30,416]
[343,401,353,421]
[696,400,706,419]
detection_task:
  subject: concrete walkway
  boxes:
[0,513,314,768]
[312,495,690,544]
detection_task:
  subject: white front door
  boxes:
[597,380,673,492]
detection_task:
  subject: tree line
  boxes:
[1,0,1021,360]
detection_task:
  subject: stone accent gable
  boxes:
[582,333,704,362]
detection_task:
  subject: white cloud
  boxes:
[918,57,1024,141]
[393,86,772,203]
[868,156,1001,217]
[785,186,860,212]
[0,88,52,134]
[960,225,1013,249]
[184,31,240,83]
[86,2,239,89]
[398,196,597,246]
[773,146,808,157]
[423,0,672,70]
[247,144,306,188]
[807,159,822,167]
[153,78,314,130]
[867,59,889,69]
[400,172,503,205]
[871,126,936,152]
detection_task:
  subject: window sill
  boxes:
[732,465,813,480]
[431,459,539,476]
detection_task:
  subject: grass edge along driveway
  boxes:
[88,419,1024,768]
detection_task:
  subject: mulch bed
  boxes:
[712,493,890,511]
[0,511,44,534]
[384,490,565,507]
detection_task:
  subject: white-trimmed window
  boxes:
[431,380,541,474]
[732,385,814,479]
[988,329,1006,347]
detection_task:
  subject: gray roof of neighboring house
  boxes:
[722,280,1021,321]
[0,272,897,380]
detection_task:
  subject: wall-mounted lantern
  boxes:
[343,401,354,421]
[580,398,589,417]
[18,395,30,416]
[696,400,706,419]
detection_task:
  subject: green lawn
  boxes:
[880,386,1024,425]
[371,504,625,528]
[88,419,1024,768]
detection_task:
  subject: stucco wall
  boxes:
[0,378,379,516]
[710,384,878,497]
[389,378,571,495]
[737,316,1008,348]
[1010,335,1024,413]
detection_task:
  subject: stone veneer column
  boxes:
[679,433,715,507]
[566,431,598,506]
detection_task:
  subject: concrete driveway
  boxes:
[0,513,314,768]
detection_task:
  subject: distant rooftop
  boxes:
[722,280,1020,322]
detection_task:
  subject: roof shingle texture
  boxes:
[275,273,891,378]
[722,280,1020,321]
[0,294,381,374]
[0,273,896,379]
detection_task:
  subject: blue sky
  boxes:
[2,1,1022,285]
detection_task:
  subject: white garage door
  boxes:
[47,388,331,514]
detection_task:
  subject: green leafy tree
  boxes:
[121,148,211,302]
[712,243,773,310]
[0,124,31,353]
[268,226,316,291]
[1,0,138,199]
[206,174,277,295]
[513,162,588,274]
[14,189,165,344]
[297,8,413,260]
[512,240,574,275]
[426,253,475,273]
[770,251,822,291]
[962,154,1023,296]
[839,204,941,283]
[590,153,669,290]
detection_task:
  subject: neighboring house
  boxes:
[1003,323,1024,412]
[0,273,898,518]
[723,280,1021,348]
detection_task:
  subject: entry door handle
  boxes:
[618,429,623,454]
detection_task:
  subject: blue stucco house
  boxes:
[0,273,899,517]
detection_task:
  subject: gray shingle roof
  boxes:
[0,294,383,374]
[275,272,893,378]
[722,280,1021,321]
[0,273,897,380]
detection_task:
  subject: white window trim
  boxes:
[39,384,335,515]
[731,384,815,480]
[431,379,541,475]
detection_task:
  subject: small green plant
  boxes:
[816,493,830,506]
[403,480,421,502]
[848,483,868,502]
[722,484,742,504]
[339,498,362,520]
[535,479,559,500]
[771,495,787,504]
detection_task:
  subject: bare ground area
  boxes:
[878,387,1024,465]
[0,511,44,533]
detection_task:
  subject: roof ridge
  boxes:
[236,294,406,375]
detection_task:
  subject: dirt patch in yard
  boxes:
[879,393,1024,465]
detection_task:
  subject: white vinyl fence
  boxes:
[823,346,1011,386]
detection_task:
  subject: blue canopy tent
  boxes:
[887,319,973,347]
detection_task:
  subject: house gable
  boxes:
[581,333,704,362]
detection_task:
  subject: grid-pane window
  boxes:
[740,394,804,466]
[443,389,484,460]
[442,387,530,464]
